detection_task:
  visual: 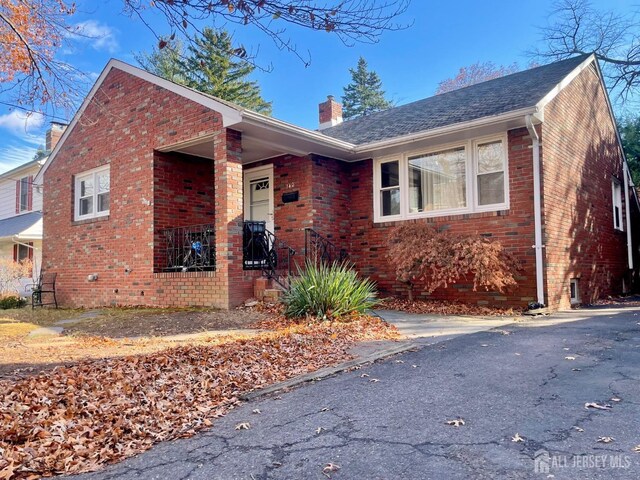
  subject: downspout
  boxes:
[526,115,545,306]
[623,163,634,270]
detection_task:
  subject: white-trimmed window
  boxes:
[570,278,580,305]
[377,159,402,219]
[612,179,623,231]
[18,177,30,212]
[476,140,506,208]
[373,135,508,222]
[74,165,110,221]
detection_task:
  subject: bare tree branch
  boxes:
[533,0,640,104]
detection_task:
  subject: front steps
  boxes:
[254,276,284,303]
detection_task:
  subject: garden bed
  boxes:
[377,298,522,316]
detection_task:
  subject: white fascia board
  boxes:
[241,110,356,151]
[353,107,539,155]
[35,59,244,184]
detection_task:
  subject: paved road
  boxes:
[75,307,640,479]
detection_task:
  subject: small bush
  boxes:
[387,223,520,300]
[0,295,27,309]
[284,260,378,319]
[0,258,32,295]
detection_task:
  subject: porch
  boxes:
[151,129,352,307]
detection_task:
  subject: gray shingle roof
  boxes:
[0,212,42,238]
[320,55,591,145]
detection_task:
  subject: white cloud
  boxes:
[71,20,118,53]
[0,145,39,173]
[0,111,44,143]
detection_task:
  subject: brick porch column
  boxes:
[214,128,248,308]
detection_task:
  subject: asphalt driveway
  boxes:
[73,306,640,479]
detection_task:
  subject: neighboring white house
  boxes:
[0,122,65,295]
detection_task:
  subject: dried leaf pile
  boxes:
[378,298,520,317]
[0,317,397,479]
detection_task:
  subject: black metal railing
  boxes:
[304,228,348,265]
[160,223,215,272]
[243,221,295,288]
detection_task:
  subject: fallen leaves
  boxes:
[315,427,324,434]
[252,409,261,414]
[322,463,341,478]
[0,316,397,479]
[585,402,612,410]
[446,418,465,427]
[377,298,519,317]
[573,426,585,432]
[597,436,615,443]
[634,445,640,453]
[511,433,525,443]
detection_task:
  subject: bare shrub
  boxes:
[0,258,33,295]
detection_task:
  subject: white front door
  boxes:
[244,165,274,233]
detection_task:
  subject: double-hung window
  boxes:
[612,179,623,231]
[476,140,506,207]
[378,160,401,218]
[75,165,110,221]
[18,177,30,212]
[374,135,508,222]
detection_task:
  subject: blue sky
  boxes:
[0,0,634,174]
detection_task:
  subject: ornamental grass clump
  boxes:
[284,260,378,319]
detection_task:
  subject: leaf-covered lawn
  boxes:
[0,317,398,479]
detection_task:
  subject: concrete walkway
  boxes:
[371,309,521,342]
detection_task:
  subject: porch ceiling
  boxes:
[164,135,287,163]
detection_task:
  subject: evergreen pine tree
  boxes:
[342,57,393,119]
[134,38,187,85]
[136,28,272,115]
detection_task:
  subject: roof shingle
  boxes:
[319,55,591,145]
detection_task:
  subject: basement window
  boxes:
[612,179,623,231]
[74,165,110,221]
[570,278,580,305]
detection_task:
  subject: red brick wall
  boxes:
[310,155,352,248]
[347,128,538,308]
[42,68,235,308]
[541,64,628,309]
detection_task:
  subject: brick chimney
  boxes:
[318,95,343,130]
[46,121,67,152]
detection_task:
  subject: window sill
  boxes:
[72,215,110,226]
[374,208,510,225]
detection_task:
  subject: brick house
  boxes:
[37,54,639,310]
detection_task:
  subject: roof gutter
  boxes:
[526,114,546,307]
[241,110,356,151]
[355,107,539,153]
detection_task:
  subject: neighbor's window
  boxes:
[409,146,466,213]
[476,140,506,207]
[17,244,30,262]
[374,135,508,222]
[18,177,30,212]
[612,179,623,231]
[75,165,110,221]
[379,160,401,217]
